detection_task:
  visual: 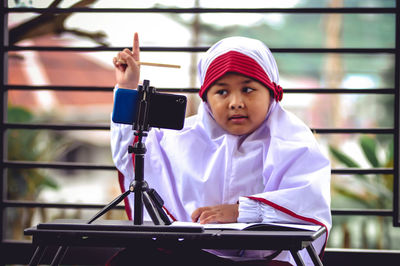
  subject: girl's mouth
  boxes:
[229,115,248,122]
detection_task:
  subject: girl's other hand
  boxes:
[191,204,239,224]
[113,32,140,89]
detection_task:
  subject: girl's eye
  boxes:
[243,87,255,93]
[216,89,227,96]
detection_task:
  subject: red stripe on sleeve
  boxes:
[116,135,140,221]
[117,170,132,220]
[162,206,177,222]
[247,196,329,258]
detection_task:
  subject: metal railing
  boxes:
[1,2,399,263]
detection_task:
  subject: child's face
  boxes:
[206,73,271,136]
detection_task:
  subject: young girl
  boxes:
[110,33,331,265]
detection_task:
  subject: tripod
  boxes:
[46,80,171,266]
[88,79,171,226]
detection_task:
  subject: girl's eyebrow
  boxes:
[241,79,253,84]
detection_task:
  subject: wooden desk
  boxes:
[24,219,325,266]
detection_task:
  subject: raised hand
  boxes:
[113,32,140,89]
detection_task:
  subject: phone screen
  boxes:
[148,92,187,130]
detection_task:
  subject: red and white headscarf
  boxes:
[198,36,283,102]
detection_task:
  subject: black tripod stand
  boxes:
[47,80,170,266]
[89,79,171,226]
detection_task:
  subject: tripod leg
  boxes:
[87,189,131,224]
[143,190,164,225]
[147,189,171,225]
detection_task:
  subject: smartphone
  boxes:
[112,88,187,130]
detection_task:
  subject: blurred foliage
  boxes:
[330,136,393,209]
[7,106,71,239]
[329,135,394,248]
[7,106,66,200]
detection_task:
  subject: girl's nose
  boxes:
[229,94,244,110]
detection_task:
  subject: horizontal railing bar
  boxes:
[4,122,109,130]
[3,123,394,134]
[5,85,395,94]
[312,128,394,134]
[3,200,125,209]
[331,209,393,216]
[5,7,397,14]
[2,200,393,216]
[284,88,395,94]
[6,45,207,52]
[6,46,396,53]
[4,161,116,170]
[162,88,392,94]
[332,168,394,175]
[3,161,393,175]
[5,85,115,92]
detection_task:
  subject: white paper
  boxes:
[171,221,320,231]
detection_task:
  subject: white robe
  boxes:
[111,95,332,265]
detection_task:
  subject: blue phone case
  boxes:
[112,88,138,125]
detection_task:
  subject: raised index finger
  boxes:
[132,32,140,61]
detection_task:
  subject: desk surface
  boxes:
[24,219,326,251]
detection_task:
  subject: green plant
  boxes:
[7,106,59,200]
[6,106,70,239]
[329,135,394,249]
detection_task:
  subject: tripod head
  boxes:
[128,79,152,156]
[133,79,155,133]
